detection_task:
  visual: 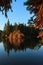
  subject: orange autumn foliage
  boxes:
[35,21,43,28]
[8,30,24,46]
[34,4,43,41]
[37,31,43,42]
[8,32,13,44]
[35,4,43,28]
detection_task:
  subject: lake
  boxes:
[0,40,43,65]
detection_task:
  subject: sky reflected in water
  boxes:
[0,42,43,65]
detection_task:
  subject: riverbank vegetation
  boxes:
[0,19,42,45]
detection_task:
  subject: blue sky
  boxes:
[0,0,33,30]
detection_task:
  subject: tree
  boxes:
[24,0,43,28]
[28,16,34,27]
[13,23,18,31]
[3,20,13,37]
[0,0,16,17]
[4,23,6,30]
[24,0,43,14]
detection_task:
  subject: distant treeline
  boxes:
[0,20,40,41]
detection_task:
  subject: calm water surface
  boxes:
[0,42,43,65]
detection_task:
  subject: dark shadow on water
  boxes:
[0,38,42,55]
[0,38,43,65]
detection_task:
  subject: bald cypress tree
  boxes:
[24,0,43,28]
[24,0,43,14]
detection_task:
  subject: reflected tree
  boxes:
[2,38,41,55]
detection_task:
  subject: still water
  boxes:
[0,41,43,65]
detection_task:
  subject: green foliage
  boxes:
[13,23,18,31]
[3,20,13,37]
[0,0,16,17]
[24,0,35,5]
[0,30,3,40]
[24,0,36,14]
[24,0,42,15]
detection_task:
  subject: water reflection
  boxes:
[0,38,42,55]
[0,38,43,65]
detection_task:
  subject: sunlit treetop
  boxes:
[0,0,16,18]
